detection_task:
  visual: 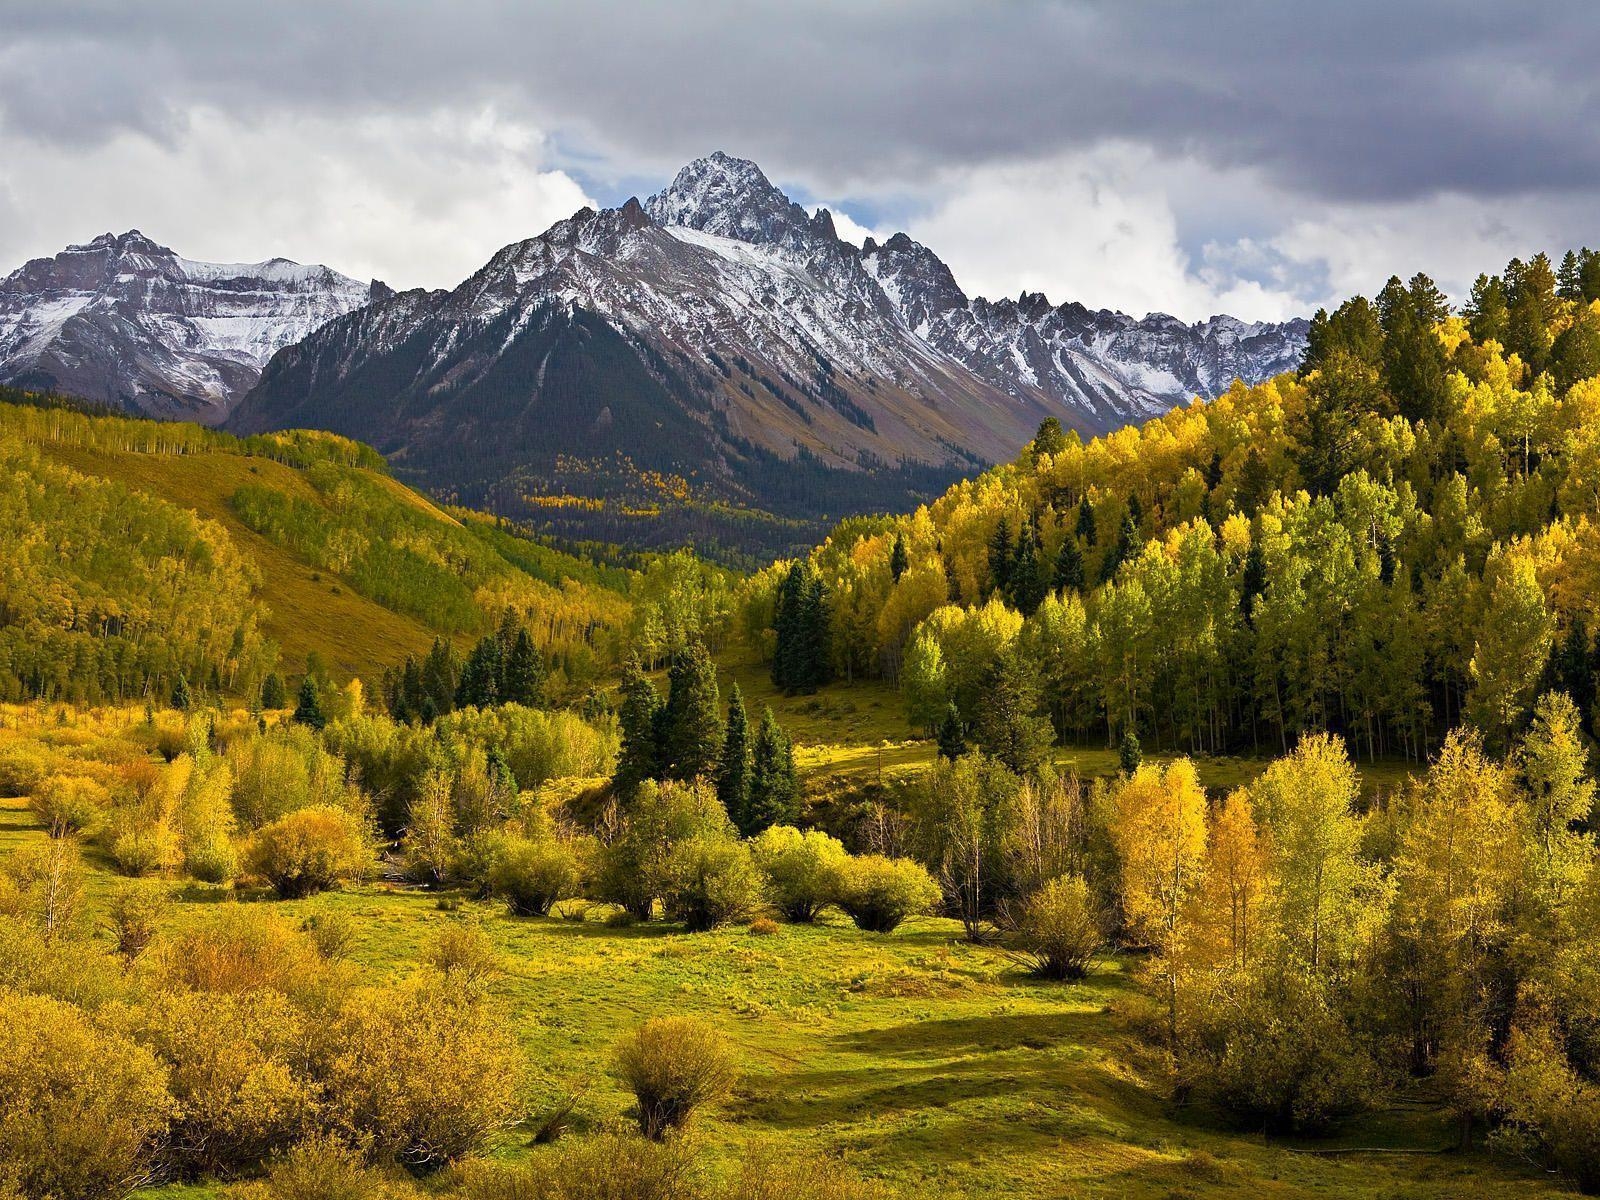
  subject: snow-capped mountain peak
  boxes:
[0,232,377,420]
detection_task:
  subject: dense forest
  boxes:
[742,251,1600,764]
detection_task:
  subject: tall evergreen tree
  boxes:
[259,672,285,710]
[1054,536,1085,593]
[937,702,967,762]
[772,562,831,693]
[889,533,909,583]
[1032,416,1068,458]
[614,657,663,798]
[456,635,504,709]
[1009,518,1049,615]
[972,654,1054,774]
[1075,495,1097,545]
[747,707,798,833]
[1118,727,1143,775]
[657,641,723,781]
[293,676,326,731]
[987,518,1014,597]
[503,627,546,707]
[717,683,752,829]
[171,674,191,712]
[421,638,460,720]
[1099,514,1139,585]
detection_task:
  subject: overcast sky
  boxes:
[2,1,1598,322]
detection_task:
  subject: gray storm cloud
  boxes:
[2,1,1598,318]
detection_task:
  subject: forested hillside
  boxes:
[748,250,1600,764]
[0,392,635,702]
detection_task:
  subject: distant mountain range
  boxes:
[1,154,1307,552]
[0,231,376,421]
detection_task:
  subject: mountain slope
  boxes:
[0,231,376,421]
[229,153,1307,553]
[0,393,629,692]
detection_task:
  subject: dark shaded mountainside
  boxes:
[229,154,1306,557]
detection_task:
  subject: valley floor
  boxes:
[0,779,1575,1200]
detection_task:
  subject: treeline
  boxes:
[743,249,1600,758]
[0,436,273,703]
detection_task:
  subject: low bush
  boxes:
[248,806,372,899]
[0,741,51,797]
[156,906,323,995]
[455,1134,700,1200]
[302,911,356,960]
[1012,874,1101,980]
[613,1016,736,1140]
[488,837,580,917]
[750,826,847,922]
[317,976,523,1170]
[106,880,170,960]
[31,773,109,836]
[835,855,939,934]
[0,988,175,1200]
[749,917,779,936]
[257,1134,417,1200]
[133,988,313,1177]
[1179,967,1370,1135]
[423,923,499,985]
[662,835,764,932]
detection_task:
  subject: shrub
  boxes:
[0,988,175,1200]
[749,917,780,936]
[423,923,499,985]
[727,1146,894,1200]
[750,826,847,922]
[835,855,940,933]
[0,741,51,797]
[108,820,181,876]
[302,911,357,960]
[31,773,108,836]
[613,1016,736,1140]
[662,835,765,932]
[0,921,127,1010]
[455,1134,701,1200]
[1498,1011,1600,1192]
[317,976,523,1170]
[106,880,170,960]
[488,837,580,917]
[259,1134,416,1200]
[156,906,323,995]
[133,988,313,1177]
[1012,875,1101,980]
[593,780,729,920]
[248,806,373,899]
[1180,967,1370,1134]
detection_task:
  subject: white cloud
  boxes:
[811,205,882,249]
[900,145,1310,324]
[0,105,592,288]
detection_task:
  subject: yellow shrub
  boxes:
[133,988,314,1177]
[155,906,323,995]
[0,988,174,1200]
[317,976,522,1170]
[247,806,373,899]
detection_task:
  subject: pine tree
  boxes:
[293,676,326,731]
[1559,250,1583,301]
[1032,416,1068,458]
[456,635,504,709]
[259,672,285,710]
[657,642,723,781]
[1010,519,1048,615]
[889,533,909,583]
[747,707,798,833]
[937,702,967,761]
[1118,727,1143,775]
[800,572,832,691]
[987,518,1014,598]
[1054,536,1085,593]
[503,628,546,707]
[717,684,752,829]
[422,638,460,719]
[1240,543,1268,624]
[614,657,662,798]
[1099,514,1138,585]
[1075,495,1097,545]
[972,654,1054,773]
[171,674,191,712]
[773,562,830,694]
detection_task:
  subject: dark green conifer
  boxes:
[936,702,966,762]
[657,642,723,781]
[747,707,798,833]
[717,683,752,829]
[293,676,326,731]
